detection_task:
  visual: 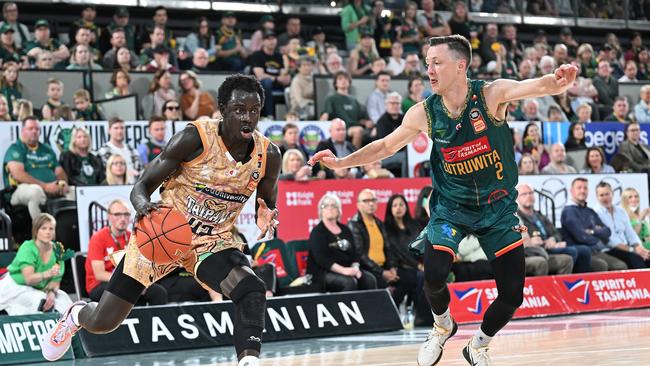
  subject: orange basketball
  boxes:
[135,207,192,264]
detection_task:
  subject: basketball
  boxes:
[135,207,192,264]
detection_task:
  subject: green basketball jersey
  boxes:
[424,79,518,207]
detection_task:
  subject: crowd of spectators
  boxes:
[2,1,650,317]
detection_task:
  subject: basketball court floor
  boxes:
[27,308,650,366]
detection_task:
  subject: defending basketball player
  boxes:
[41,75,281,366]
[309,35,577,366]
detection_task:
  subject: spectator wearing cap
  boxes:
[398,1,421,54]
[102,28,139,70]
[214,11,246,72]
[289,56,315,119]
[249,30,290,118]
[533,29,548,47]
[140,25,178,69]
[418,0,451,37]
[598,42,624,79]
[249,15,275,54]
[619,60,639,82]
[341,0,371,51]
[25,20,69,65]
[0,23,27,67]
[183,17,216,63]
[101,7,136,53]
[143,45,177,73]
[559,27,578,58]
[278,17,303,53]
[593,60,619,116]
[634,85,650,123]
[69,5,99,48]
[178,70,216,120]
[349,31,379,76]
[0,2,31,49]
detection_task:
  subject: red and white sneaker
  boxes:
[40,301,86,361]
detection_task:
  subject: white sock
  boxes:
[70,303,84,327]
[471,328,492,348]
[238,355,259,366]
[432,308,452,330]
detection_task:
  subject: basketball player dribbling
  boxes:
[41,75,282,366]
[310,35,578,365]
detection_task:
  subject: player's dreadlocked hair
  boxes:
[429,35,472,70]
[217,74,265,111]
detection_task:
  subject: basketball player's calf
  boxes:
[196,249,267,365]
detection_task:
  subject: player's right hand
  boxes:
[134,201,171,220]
[308,149,343,169]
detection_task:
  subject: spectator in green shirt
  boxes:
[3,117,70,219]
[214,11,247,72]
[320,71,371,149]
[341,0,371,51]
[25,19,69,66]
[0,213,73,315]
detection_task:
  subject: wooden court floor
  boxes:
[31,308,650,366]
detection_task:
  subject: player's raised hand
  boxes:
[554,64,578,88]
[308,149,344,169]
[256,198,279,240]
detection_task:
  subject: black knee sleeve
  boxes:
[104,258,147,305]
[423,243,454,314]
[231,277,267,358]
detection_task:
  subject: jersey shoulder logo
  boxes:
[469,108,487,134]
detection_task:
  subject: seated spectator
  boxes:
[312,118,356,179]
[360,160,394,179]
[348,189,397,288]
[70,26,100,62]
[369,57,387,76]
[619,60,639,82]
[41,79,68,121]
[178,70,216,120]
[538,55,556,77]
[617,122,650,173]
[522,122,549,170]
[279,148,311,181]
[139,25,177,69]
[98,117,143,181]
[518,153,539,175]
[86,199,168,304]
[3,117,70,219]
[0,213,73,315]
[384,194,423,307]
[148,70,176,117]
[331,167,355,179]
[564,122,587,151]
[554,91,575,121]
[112,47,136,72]
[52,105,73,121]
[622,188,650,249]
[577,43,598,78]
[69,5,99,47]
[278,16,303,52]
[561,177,627,271]
[1,61,22,118]
[283,37,302,76]
[547,105,565,122]
[634,85,650,123]
[624,32,643,62]
[553,44,569,68]
[72,89,104,121]
[59,127,104,186]
[102,154,128,185]
[520,99,545,122]
[638,47,650,80]
[307,194,377,292]
[377,92,407,177]
[190,48,209,72]
[340,0,371,51]
[402,53,425,78]
[278,123,308,161]
[34,51,53,70]
[104,69,131,99]
[320,71,372,149]
[517,184,584,273]
[162,99,181,121]
[366,71,391,123]
[604,96,632,122]
[143,45,177,73]
[249,30,290,118]
[15,99,32,121]
[593,60,619,117]
[418,0,451,37]
[0,2,31,49]
[214,12,247,72]
[581,147,615,174]
[137,116,167,166]
[596,182,650,268]
[448,1,472,40]
[248,15,274,54]
[102,28,138,70]
[25,20,69,66]
[0,94,10,121]
[66,44,102,70]
[183,17,216,62]
[575,102,593,123]
[101,7,136,53]
[541,143,577,174]
[385,42,405,76]
[402,76,425,114]
[289,56,315,119]
[324,52,345,75]
[348,31,379,76]
[0,23,27,67]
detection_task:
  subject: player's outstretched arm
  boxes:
[485,64,579,105]
[130,125,203,219]
[308,103,428,170]
[256,143,281,239]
